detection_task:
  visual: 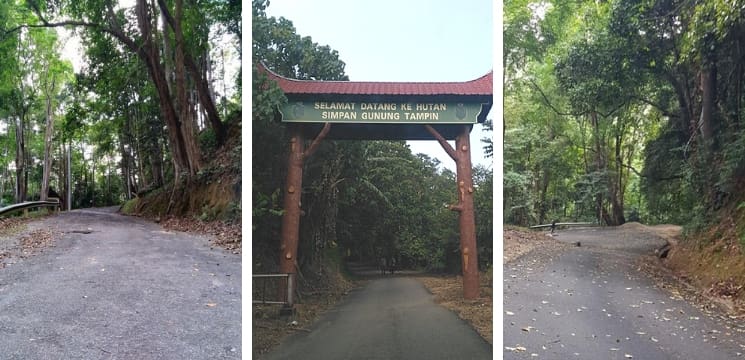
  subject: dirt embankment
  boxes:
[504,225,568,263]
[662,219,745,316]
[122,116,241,252]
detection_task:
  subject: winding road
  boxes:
[504,227,745,359]
[0,207,241,359]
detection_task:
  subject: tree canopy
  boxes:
[504,0,745,235]
[0,0,241,211]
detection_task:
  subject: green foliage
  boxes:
[199,128,218,155]
[198,204,220,222]
[120,198,138,214]
[506,0,745,238]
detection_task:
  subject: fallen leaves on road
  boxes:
[161,217,241,254]
[19,229,55,257]
[0,217,27,237]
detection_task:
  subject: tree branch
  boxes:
[632,96,679,118]
[618,161,683,181]
[596,101,628,118]
[1,7,141,56]
[528,78,586,117]
[424,125,457,161]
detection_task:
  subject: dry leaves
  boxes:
[161,217,241,253]
[19,229,55,257]
[504,227,567,263]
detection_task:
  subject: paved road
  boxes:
[262,276,492,360]
[504,228,745,359]
[0,208,241,359]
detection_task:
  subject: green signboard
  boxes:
[279,101,486,124]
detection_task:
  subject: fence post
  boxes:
[287,273,294,307]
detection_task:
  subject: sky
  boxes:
[265,0,494,171]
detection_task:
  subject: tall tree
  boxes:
[4,0,237,179]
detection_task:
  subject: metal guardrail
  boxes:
[252,273,295,306]
[529,222,597,229]
[0,199,60,217]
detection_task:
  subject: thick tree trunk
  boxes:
[172,0,201,174]
[156,0,226,146]
[134,0,192,178]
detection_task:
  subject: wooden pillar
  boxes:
[279,128,305,278]
[277,123,330,307]
[455,125,479,300]
[425,124,479,299]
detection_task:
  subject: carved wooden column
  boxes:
[278,123,331,307]
[279,127,305,278]
[425,124,479,299]
[455,125,479,299]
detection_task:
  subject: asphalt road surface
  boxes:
[0,208,241,359]
[261,276,492,360]
[504,227,745,359]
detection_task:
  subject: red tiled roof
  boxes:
[258,63,492,96]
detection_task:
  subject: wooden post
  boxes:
[455,125,479,300]
[279,128,305,285]
[425,124,479,299]
[277,123,330,310]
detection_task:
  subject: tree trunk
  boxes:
[700,62,717,145]
[538,168,550,225]
[149,119,165,187]
[156,0,225,146]
[15,114,26,203]
[41,78,56,201]
[667,72,694,133]
[134,0,192,178]
[172,0,202,174]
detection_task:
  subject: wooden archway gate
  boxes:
[262,64,493,300]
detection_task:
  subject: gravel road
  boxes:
[504,227,745,359]
[0,208,241,359]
